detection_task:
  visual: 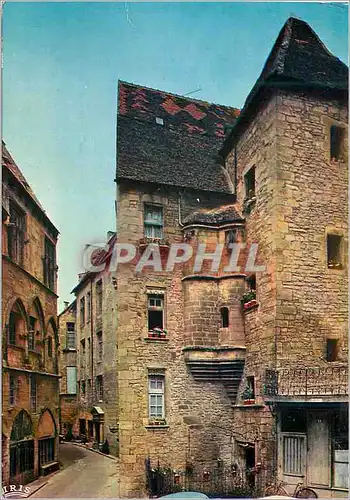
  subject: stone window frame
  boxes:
[220,307,229,328]
[146,289,166,333]
[323,116,348,164]
[148,371,166,420]
[7,199,26,266]
[66,366,77,395]
[66,322,76,350]
[9,373,17,406]
[86,291,91,323]
[30,375,37,413]
[80,296,85,326]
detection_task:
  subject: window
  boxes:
[80,297,85,326]
[30,376,37,412]
[220,307,229,328]
[7,201,25,265]
[9,311,17,345]
[225,230,237,245]
[332,409,348,488]
[148,375,165,419]
[87,379,92,400]
[80,339,85,364]
[330,125,344,161]
[66,322,75,349]
[47,336,53,358]
[96,375,103,401]
[281,409,307,433]
[43,237,55,289]
[148,295,164,331]
[9,374,16,406]
[96,280,103,316]
[28,316,36,351]
[244,166,256,200]
[144,204,163,239]
[87,292,91,322]
[247,274,256,291]
[97,332,103,361]
[326,339,339,362]
[39,438,55,466]
[244,376,255,400]
[81,380,86,396]
[283,435,305,475]
[67,367,77,394]
[327,234,342,268]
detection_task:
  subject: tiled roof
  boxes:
[117,81,239,193]
[183,204,244,226]
[222,17,348,154]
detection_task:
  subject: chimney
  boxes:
[64,301,69,309]
[107,231,116,241]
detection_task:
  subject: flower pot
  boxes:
[243,399,255,405]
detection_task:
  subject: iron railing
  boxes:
[264,366,348,397]
[145,459,274,498]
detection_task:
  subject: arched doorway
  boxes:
[37,410,58,473]
[10,410,34,484]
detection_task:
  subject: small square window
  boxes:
[327,234,342,268]
[326,339,339,362]
[330,125,344,161]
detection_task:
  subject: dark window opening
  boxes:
[330,125,344,161]
[226,230,237,245]
[96,375,103,401]
[86,292,91,322]
[244,167,256,200]
[281,409,307,433]
[8,201,25,265]
[28,316,36,351]
[221,307,229,328]
[247,274,256,291]
[96,280,103,316]
[47,336,53,358]
[327,234,342,268]
[148,295,164,330]
[97,332,103,361]
[9,375,16,406]
[81,380,86,395]
[80,297,85,326]
[43,237,55,290]
[326,339,339,362]
[244,376,255,400]
[9,311,18,345]
[30,376,37,412]
[39,438,55,466]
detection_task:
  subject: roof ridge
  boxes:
[118,79,239,112]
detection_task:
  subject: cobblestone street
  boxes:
[31,443,119,498]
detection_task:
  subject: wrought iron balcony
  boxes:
[264,365,348,400]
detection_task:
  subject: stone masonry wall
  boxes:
[116,183,238,497]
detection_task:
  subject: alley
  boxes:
[31,443,119,498]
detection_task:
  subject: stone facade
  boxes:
[72,233,119,456]
[58,300,80,437]
[114,18,348,499]
[2,144,60,485]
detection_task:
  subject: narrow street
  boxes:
[31,443,119,498]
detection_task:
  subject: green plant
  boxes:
[240,290,256,305]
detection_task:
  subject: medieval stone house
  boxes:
[115,17,348,498]
[2,143,60,484]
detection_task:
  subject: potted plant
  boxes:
[148,327,168,339]
[242,385,255,404]
[241,290,257,310]
[149,417,166,426]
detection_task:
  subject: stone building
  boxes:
[58,299,79,437]
[71,232,118,455]
[114,17,348,498]
[2,143,60,485]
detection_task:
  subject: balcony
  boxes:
[264,366,348,403]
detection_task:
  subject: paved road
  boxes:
[31,443,120,498]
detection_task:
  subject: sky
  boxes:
[2,1,348,311]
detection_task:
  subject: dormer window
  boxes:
[144,205,163,239]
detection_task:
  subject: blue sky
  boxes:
[3,2,348,310]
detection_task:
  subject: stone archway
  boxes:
[37,410,58,470]
[9,410,35,484]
